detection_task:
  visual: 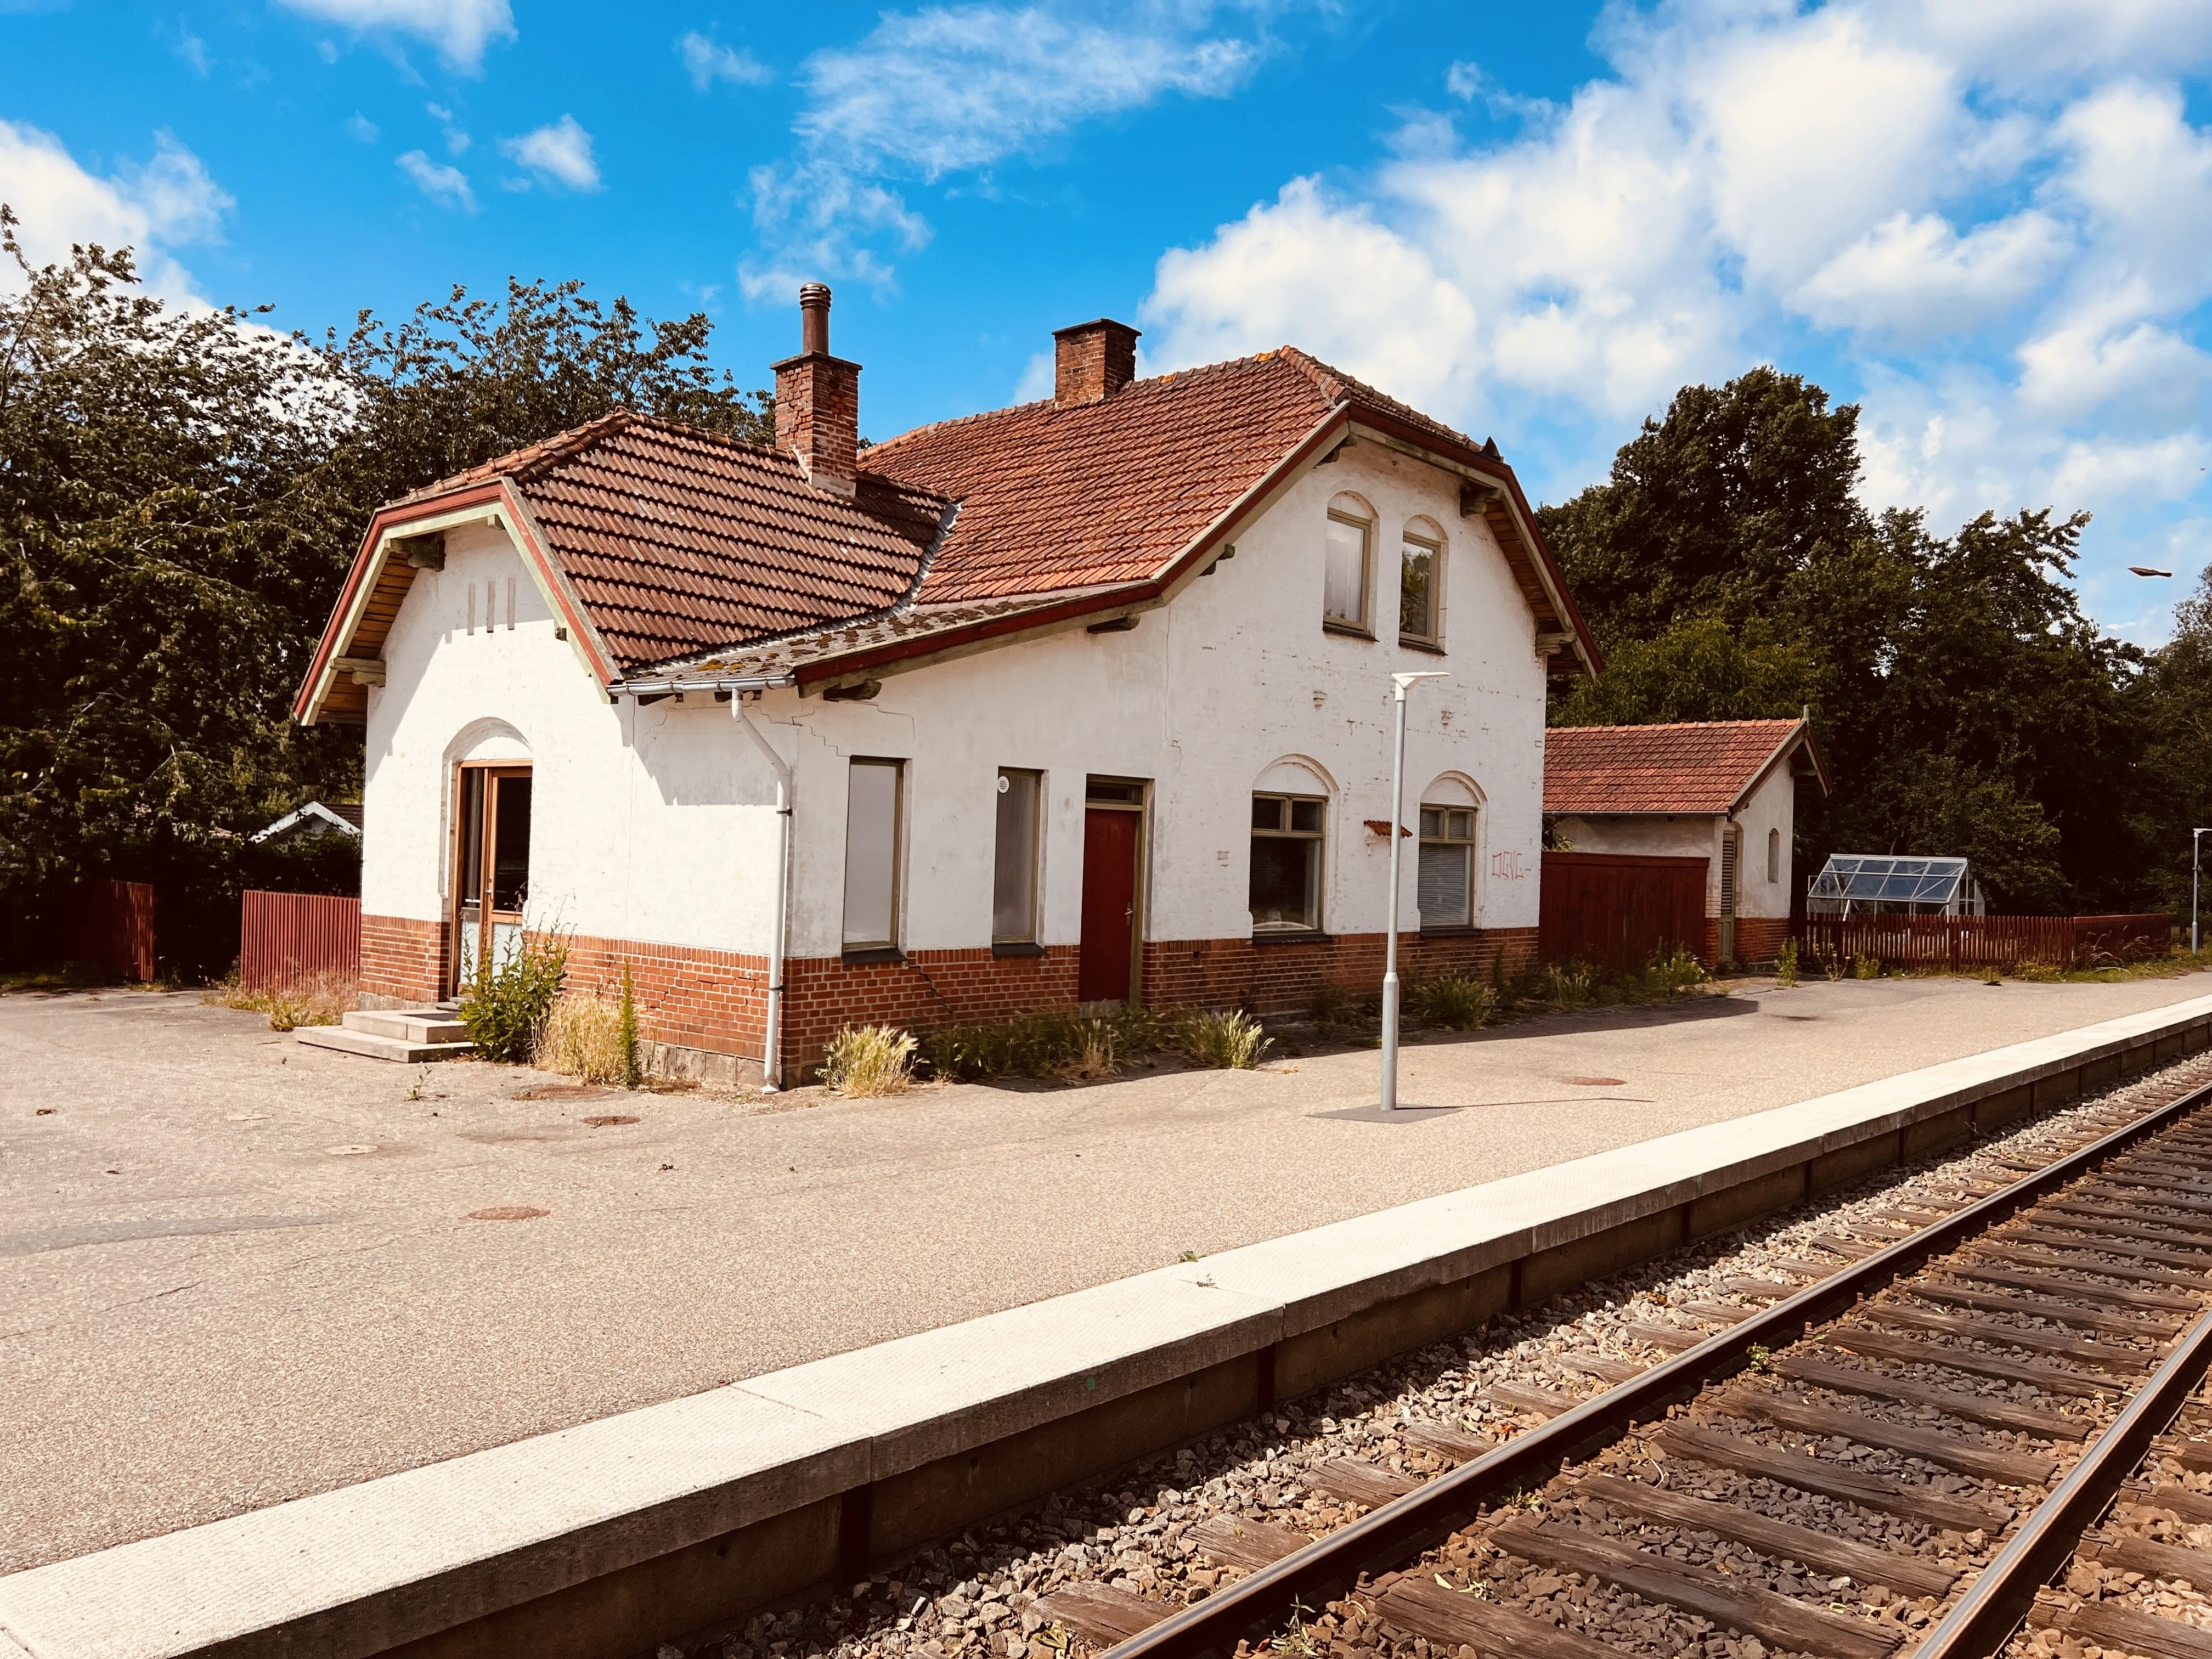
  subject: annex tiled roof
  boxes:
[405,413,953,672]
[1544,720,1822,815]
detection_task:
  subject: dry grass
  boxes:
[823,1024,918,1096]
[534,990,641,1085]
[202,969,357,1030]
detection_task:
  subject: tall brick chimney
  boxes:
[774,283,860,498]
[1052,319,1139,407]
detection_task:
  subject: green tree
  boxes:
[315,276,773,531]
[0,207,775,971]
[1541,366,2146,914]
[2132,568,2212,916]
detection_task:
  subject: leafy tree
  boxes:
[315,276,773,532]
[0,210,357,956]
[0,206,774,972]
[2132,567,2212,916]
[1541,368,2147,914]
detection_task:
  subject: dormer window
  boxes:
[1323,508,1372,633]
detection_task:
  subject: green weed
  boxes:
[1176,1008,1274,1069]
[459,930,569,1062]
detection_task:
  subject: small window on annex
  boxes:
[1323,505,1373,631]
[1400,530,1442,644]
[1251,793,1325,932]
[992,768,1042,943]
[1418,804,1477,928]
[1767,826,1781,886]
[842,758,904,950]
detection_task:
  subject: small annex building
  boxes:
[295,286,1600,1084]
[1543,718,1829,966]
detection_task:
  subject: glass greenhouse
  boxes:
[1805,854,1987,918]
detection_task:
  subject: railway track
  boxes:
[1024,1073,2212,1659]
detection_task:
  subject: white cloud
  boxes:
[799,5,1256,179]
[1794,210,2073,339]
[347,112,380,142]
[741,157,931,299]
[680,31,771,91]
[396,148,475,210]
[1136,0,2212,601]
[0,121,230,301]
[273,0,515,71]
[499,115,600,191]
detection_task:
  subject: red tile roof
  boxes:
[408,413,953,672]
[303,345,1597,712]
[864,350,1341,605]
[1544,720,1824,814]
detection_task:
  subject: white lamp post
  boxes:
[2196,829,2210,955]
[1381,670,1448,1111]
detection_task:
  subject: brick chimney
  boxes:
[1052,319,1139,407]
[773,283,860,498]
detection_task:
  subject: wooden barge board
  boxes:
[4,994,2210,1659]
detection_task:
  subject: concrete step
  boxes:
[345,1009,467,1044]
[295,1024,474,1064]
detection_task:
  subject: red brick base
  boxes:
[1143,928,1539,1020]
[362,913,445,1002]
[367,916,1539,1077]
[1701,916,1791,968]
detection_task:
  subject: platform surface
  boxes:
[3,970,2208,1571]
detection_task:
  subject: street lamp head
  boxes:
[1390,670,1449,700]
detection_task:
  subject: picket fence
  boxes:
[1800,912,2171,972]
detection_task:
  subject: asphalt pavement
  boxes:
[4,969,2208,1570]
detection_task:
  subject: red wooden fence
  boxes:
[240,889,362,991]
[1540,851,1710,973]
[1801,912,2172,972]
[69,879,157,981]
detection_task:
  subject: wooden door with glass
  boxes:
[449,764,533,996]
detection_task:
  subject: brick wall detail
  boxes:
[1142,929,1539,1021]
[1699,916,1790,968]
[362,913,444,1001]
[501,927,1537,1075]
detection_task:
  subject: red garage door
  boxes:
[1540,852,1709,974]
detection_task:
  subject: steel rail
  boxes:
[1909,1297,2212,1656]
[1101,1077,2212,1659]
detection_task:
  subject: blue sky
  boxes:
[6,0,2212,640]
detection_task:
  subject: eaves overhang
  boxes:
[292,479,620,726]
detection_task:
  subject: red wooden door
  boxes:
[1079,808,1140,1001]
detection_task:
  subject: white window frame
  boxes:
[1250,792,1327,933]
[1323,509,1373,634]
[1417,802,1477,930]
[991,767,1043,945]
[842,758,905,952]
[1399,530,1443,647]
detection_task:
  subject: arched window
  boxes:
[1400,517,1446,646]
[1417,774,1480,929]
[1768,826,1782,887]
[1323,493,1374,633]
[1252,758,1331,933]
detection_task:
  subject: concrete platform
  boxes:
[3,973,2211,1584]
[3,988,2207,1659]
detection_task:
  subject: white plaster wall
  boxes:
[360,523,785,955]
[1733,763,1799,922]
[358,435,1553,965]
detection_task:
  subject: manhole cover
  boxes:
[466,1205,549,1222]
[514,1085,608,1101]
[325,1144,377,1155]
[582,1114,640,1128]
[1561,1076,1627,1087]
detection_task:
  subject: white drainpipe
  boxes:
[730,695,793,1091]
[612,673,795,1090]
